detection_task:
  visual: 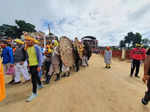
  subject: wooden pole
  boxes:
[48,24,50,35]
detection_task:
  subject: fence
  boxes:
[100,50,131,60]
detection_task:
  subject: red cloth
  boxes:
[130,48,146,60]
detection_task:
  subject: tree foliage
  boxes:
[132,33,142,47]
[119,40,126,48]
[0,20,36,39]
[124,32,134,48]
[141,38,150,48]
[120,32,143,49]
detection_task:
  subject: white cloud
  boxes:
[0,0,150,45]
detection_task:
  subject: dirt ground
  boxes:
[0,54,150,112]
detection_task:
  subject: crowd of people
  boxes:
[0,35,92,102]
[1,35,150,106]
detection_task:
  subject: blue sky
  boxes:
[0,0,150,46]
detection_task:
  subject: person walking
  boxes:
[73,46,80,72]
[0,40,14,84]
[48,40,61,81]
[141,48,150,105]
[24,36,43,102]
[43,43,53,84]
[34,40,44,79]
[104,46,112,69]
[82,42,91,66]
[130,44,146,78]
[13,39,30,84]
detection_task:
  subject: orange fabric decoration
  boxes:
[0,59,6,102]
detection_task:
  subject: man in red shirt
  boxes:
[130,44,146,78]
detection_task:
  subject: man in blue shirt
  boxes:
[0,40,14,84]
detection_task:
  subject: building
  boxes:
[81,36,99,53]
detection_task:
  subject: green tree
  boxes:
[123,32,142,48]
[119,40,126,48]
[142,38,150,48]
[124,32,134,48]
[0,24,18,39]
[0,20,36,39]
[132,32,142,47]
[15,20,36,32]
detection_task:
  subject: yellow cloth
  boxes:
[15,39,24,45]
[24,35,35,41]
[34,40,40,44]
[46,44,53,53]
[136,43,141,47]
[27,46,38,66]
[48,48,53,53]
[53,40,59,47]
[78,44,84,58]
[0,58,6,102]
